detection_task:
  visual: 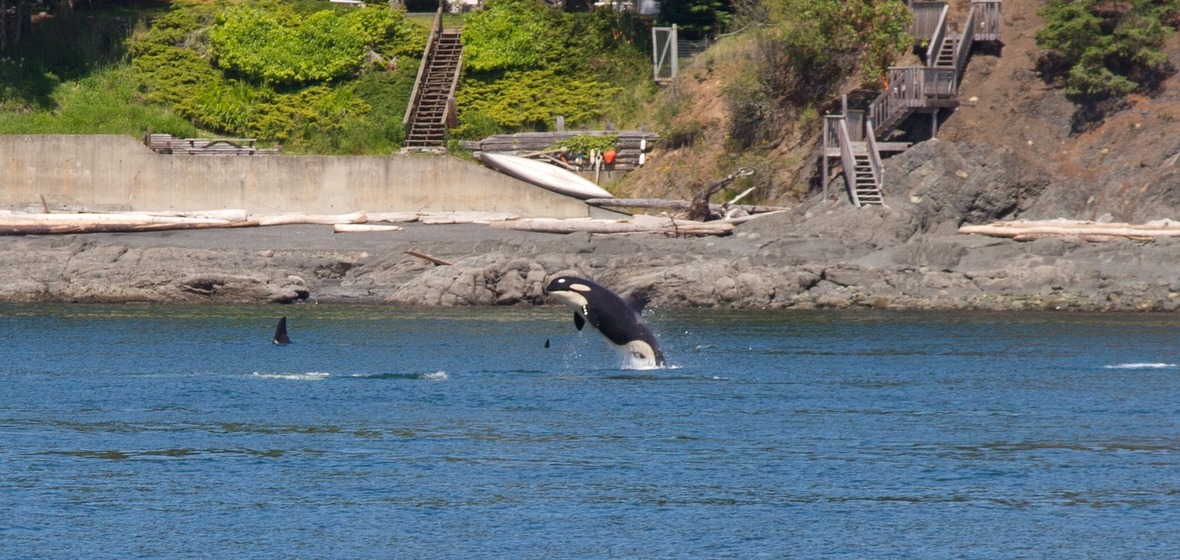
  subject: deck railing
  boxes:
[845,110,865,142]
[869,67,923,131]
[865,120,884,188]
[910,1,947,43]
[924,66,958,98]
[823,115,840,155]
[972,0,1002,42]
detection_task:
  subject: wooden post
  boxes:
[671,25,680,79]
[822,116,830,201]
[651,25,658,81]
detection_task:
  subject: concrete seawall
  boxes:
[1,135,609,218]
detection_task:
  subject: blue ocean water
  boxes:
[2,304,1178,559]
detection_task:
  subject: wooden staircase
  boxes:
[821,0,1002,206]
[403,9,463,149]
[849,152,884,206]
[930,33,960,69]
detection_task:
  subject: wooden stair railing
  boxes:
[925,3,952,68]
[823,115,885,207]
[402,7,440,133]
[403,8,464,149]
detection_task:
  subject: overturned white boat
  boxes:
[479,152,614,200]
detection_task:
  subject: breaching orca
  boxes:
[273,316,291,345]
[545,276,666,367]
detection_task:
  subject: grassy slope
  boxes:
[0,63,199,137]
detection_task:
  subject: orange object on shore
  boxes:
[602,149,617,164]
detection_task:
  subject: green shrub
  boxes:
[1036,0,1178,99]
[460,0,556,72]
[721,0,912,149]
[660,119,705,150]
[0,64,197,136]
[130,1,422,151]
[657,0,733,40]
[760,0,912,89]
[455,0,649,138]
[351,69,416,146]
[456,69,621,137]
[454,111,503,142]
[209,5,402,85]
[556,134,618,155]
[0,58,60,112]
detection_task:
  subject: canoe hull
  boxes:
[480,153,614,200]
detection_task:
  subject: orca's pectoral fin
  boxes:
[573,312,585,331]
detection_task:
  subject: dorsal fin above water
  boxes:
[627,293,651,312]
[273,316,291,345]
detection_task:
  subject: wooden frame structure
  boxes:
[651,25,679,83]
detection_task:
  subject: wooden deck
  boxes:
[460,130,658,171]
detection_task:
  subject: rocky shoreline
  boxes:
[2,204,1178,313]
[4,139,1178,312]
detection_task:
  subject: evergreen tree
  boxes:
[1036,0,1178,99]
[658,0,733,39]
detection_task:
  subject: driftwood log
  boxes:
[0,208,526,236]
[416,211,520,224]
[585,198,787,215]
[405,250,454,266]
[366,212,422,223]
[0,209,367,236]
[0,219,261,236]
[960,219,1180,241]
[490,215,733,236]
[332,224,404,233]
[688,168,755,221]
[255,211,367,226]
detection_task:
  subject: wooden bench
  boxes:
[143,134,281,155]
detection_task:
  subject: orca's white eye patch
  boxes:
[570,283,592,292]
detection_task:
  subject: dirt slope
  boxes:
[941,0,1180,222]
